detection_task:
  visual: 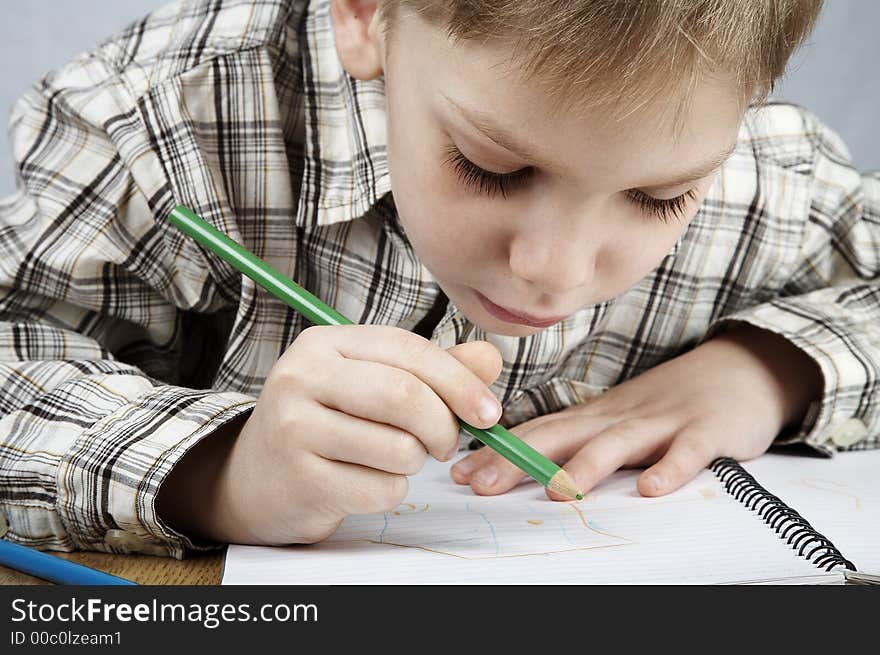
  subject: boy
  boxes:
[0,0,876,557]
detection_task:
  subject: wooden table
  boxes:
[0,549,224,585]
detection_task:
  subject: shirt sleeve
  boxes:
[703,109,880,456]
[0,65,255,559]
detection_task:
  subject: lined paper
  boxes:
[223,450,880,585]
[739,449,880,575]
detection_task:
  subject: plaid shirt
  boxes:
[1,0,878,559]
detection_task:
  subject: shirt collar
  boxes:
[294,0,392,228]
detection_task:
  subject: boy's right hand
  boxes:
[157,325,503,546]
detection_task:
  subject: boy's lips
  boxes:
[475,291,568,328]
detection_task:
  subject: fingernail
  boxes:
[477,397,501,425]
[452,458,475,476]
[647,473,664,493]
[474,466,498,487]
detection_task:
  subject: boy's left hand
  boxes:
[450,325,823,499]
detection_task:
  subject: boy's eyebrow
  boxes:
[644,143,737,189]
[442,92,736,186]
[441,93,561,173]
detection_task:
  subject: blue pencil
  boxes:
[0,540,137,585]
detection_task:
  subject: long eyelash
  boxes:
[626,188,698,223]
[443,144,532,199]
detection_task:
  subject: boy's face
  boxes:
[341,7,746,337]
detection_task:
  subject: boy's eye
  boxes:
[443,142,696,221]
[625,188,698,223]
[443,144,533,199]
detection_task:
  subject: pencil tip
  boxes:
[548,469,582,500]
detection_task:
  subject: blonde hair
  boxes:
[378,0,823,118]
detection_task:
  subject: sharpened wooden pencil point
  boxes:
[548,469,582,500]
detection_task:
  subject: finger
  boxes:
[316,457,411,517]
[311,357,461,461]
[637,426,718,497]
[548,419,663,501]
[450,410,610,486]
[449,414,557,484]
[449,444,496,485]
[445,341,503,387]
[307,407,428,475]
[309,324,503,428]
[457,413,611,495]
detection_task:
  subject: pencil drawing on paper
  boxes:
[329,499,634,559]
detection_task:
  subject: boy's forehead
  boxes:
[393,9,745,185]
[401,7,742,119]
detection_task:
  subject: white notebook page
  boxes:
[738,449,880,575]
[224,449,880,584]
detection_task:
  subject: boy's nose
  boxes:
[507,230,593,295]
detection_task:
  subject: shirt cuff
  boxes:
[56,387,255,559]
[704,299,876,456]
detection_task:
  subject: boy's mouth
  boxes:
[474,290,568,328]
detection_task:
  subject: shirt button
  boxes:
[103,529,146,553]
[829,418,868,447]
[0,511,8,539]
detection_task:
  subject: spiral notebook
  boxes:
[222,448,880,584]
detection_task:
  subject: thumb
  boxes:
[446,341,503,387]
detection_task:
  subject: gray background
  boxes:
[0,0,877,196]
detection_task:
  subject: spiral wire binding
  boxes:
[710,458,856,572]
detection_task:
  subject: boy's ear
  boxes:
[330,0,385,80]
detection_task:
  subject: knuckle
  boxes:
[378,475,409,512]
[389,433,426,475]
[271,361,308,390]
[294,325,346,360]
[457,368,487,400]
[677,432,714,461]
[661,456,692,484]
[278,329,336,382]
[603,418,646,443]
[391,370,425,412]
[295,324,328,348]
[399,330,435,363]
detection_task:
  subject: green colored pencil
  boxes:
[168,205,583,500]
